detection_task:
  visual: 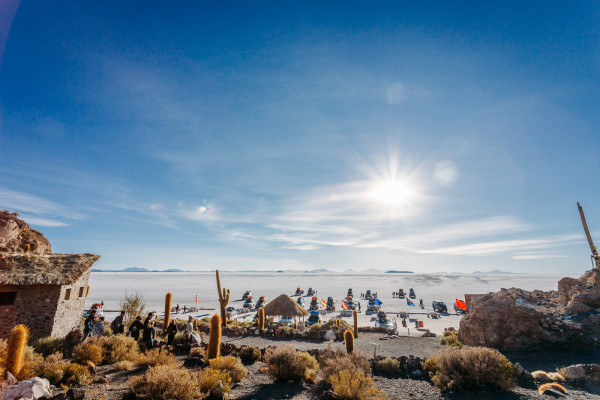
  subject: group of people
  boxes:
[82,309,198,350]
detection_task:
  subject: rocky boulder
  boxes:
[458,269,600,350]
[0,211,51,254]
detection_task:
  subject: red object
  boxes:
[321,298,326,308]
[342,298,348,309]
[195,295,198,304]
[419,321,424,328]
[456,299,467,310]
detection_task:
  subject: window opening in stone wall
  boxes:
[65,288,71,301]
[79,287,84,297]
[0,291,17,306]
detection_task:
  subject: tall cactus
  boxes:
[163,292,172,332]
[258,308,265,330]
[216,270,230,328]
[6,324,29,378]
[207,314,221,360]
[344,329,354,354]
[353,309,358,338]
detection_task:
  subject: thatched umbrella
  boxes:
[262,294,309,323]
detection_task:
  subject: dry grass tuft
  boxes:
[114,360,136,371]
[72,340,104,366]
[424,346,515,390]
[440,329,463,347]
[197,367,232,394]
[208,356,247,383]
[98,335,140,364]
[189,347,205,359]
[239,346,261,364]
[130,364,208,400]
[136,348,178,369]
[374,358,400,374]
[531,370,551,382]
[320,350,371,382]
[328,369,387,400]
[538,382,568,394]
[63,362,94,386]
[264,346,319,383]
[33,336,71,358]
[548,372,566,382]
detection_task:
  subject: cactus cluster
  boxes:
[257,308,265,330]
[207,314,221,360]
[5,324,29,378]
[344,329,354,354]
[216,270,231,328]
[353,309,358,338]
[163,292,172,332]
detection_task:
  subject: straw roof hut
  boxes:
[262,294,309,321]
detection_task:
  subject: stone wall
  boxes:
[52,269,92,338]
[0,286,61,340]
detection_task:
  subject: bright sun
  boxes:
[370,180,412,205]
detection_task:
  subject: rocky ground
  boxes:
[42,332,600,400]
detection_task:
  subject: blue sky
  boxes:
[1,1,599,273]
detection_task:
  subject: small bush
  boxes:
[73,340,104,366]
[114,360,136,371]
[538,382,567,394]
[320,350,371,381]
[328,369,387,400]
[309,324,322,332]
[33,337,71,358]
[375,358,400,374]
[440,329,463,347]
[36,352,70,385]
[239,346,261,364]
[120,290,146,327]
[197,367,232,393]
[189,347,205,358]
[424,346,515,390]
[63,362,94,386]
[98,335,140,364]
[136,348,178,369]
[130,364,208,400]
[264,346,319,383]
[208,356,247,383]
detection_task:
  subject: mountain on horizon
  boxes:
[471,269,515,274]
[93,267,186,272]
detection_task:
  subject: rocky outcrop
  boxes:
[458,269,600,350]
[0,211,51,254]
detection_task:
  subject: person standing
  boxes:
[111,311,126,334]
[142,321,156,349]
[183,305,187,313]
[185,315,194,341]
[92,316,105,337]
[82,309,96,341]
[128,316,144,341]
[143,312,154,327]
[166,320,177,346]
[176,304,180,314]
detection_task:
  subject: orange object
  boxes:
[456,299,467,310]
[419,321,424,328]
[342,299,348,309]
[321,298,326,308]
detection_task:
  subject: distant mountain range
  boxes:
[471,269,516,274]
[92,267,186,272]
[385,270,414,274]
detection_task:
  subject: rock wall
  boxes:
[458,269,600,350]
[0,286,61,340]
[0,211,51,254]
[52,269,92,338]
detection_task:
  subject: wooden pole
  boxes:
[578,202,600,270]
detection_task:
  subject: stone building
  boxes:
[0,253,100,340]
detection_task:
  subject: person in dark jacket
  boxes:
[142,321,155,349]
[143,312,154,327]
[111,311,126,334]
[166,320,177,346]
[82,309,96,342]
[128,316,144,341]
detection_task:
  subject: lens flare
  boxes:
[370,180,412,205]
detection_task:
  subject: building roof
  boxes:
[0,253,100,286]
[262,294,310,318]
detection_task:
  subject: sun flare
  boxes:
[370,180,412,205]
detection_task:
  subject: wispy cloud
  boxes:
[0,187,85,225]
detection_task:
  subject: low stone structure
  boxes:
[0,211,99,340]
[458,268,600,350]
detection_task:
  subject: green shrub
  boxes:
[328,369,387,400]
[309,324,322,332]
[440,329,463,347]
[32,337,71,358]
[264,346,319,383]
[424,346,515,390]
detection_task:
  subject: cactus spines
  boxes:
[163,292,172,332]
[344,329,354,354]
[216,270,231,328]
[6,324,29,378]
[353,309,358,338]
[207,314,221,360]
[258,308,265,330]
